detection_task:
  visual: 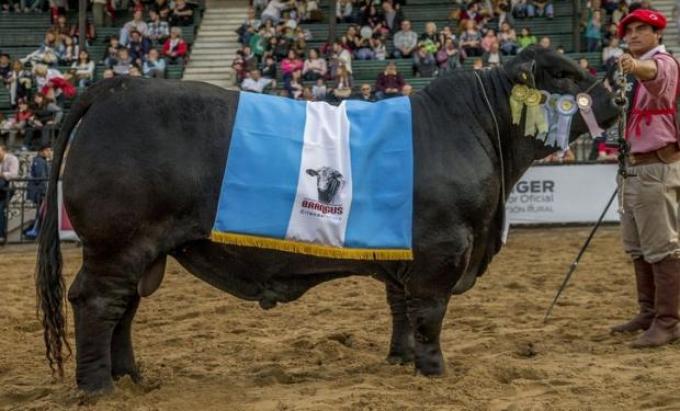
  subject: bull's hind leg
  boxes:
[406,295,450,376]
[68,260,139,392]
[385,282,415,364]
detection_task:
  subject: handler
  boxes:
[610,8,680,348]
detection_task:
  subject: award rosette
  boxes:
[555,95,578,150]
[576,93,604,139]
[536,91,553,142]
[523,89,548,137]
[510,85,529,125]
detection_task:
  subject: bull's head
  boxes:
[306,167,344,204]
[503,46,620,157]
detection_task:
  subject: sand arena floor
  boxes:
[2,226,680,410]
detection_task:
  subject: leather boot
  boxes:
[631,257,680,348]
[611,259,655,333]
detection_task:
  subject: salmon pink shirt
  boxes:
[627,45,680,154]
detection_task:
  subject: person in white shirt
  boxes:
[241,69,276,93]
[0,144,19,240]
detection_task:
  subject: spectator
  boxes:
[355,83,374,102]
[362,4,387,36]
[538,35,551,49]
[460,19,483,57]
[371,37,387,60]
[51,14,72,42]
[9,60,32,107]
[10,99,34,150]
[242,69,275,93]
[329,41,353,78]
[120,10,148,46]
[231,50,247,83]
[112,48,133,75]
[169,0,194,27]
[302,49,327,81]
[578,57,597,76]
[281,49,304,81]
[375,61,404,100]
[24,144,51,239]
[527,0,554,18]
[147,10,170,45]
[401,83,413,96]
[513,0,530,18]
[261,0,291,24]
[272,36,290,61]
[413,44,436,77]
[285,68,304,99]
[143,48,166,78]
[128,65,143,77]
[23,93,62,150]
[102,68,115,79]
[602,37,623,70]
[162,27,188,64]
[381,1,403,33]
[436,38,462,75]
[585,9,602,52]
[249,27,267,59]
[152,0,171,21]
[498,22,518,55]
[91,0,110,28]
[128,30,152,66]
[103,35,120,67]
[602,22,618,47]
[261,55,277,79]
[354,31,374,60]
[312,78,328,100]
[0,54,11,88]
[22,31,62,66]
[419,22,440,51]
[496,1,516,28]
[332,64,352,100]
[70,50,95,87]
[482,41,504,67]
[336,0,353,23]
[237,7,261,44]
[61,36,78,65]
[481,29,498,53]
[0,145,19,241]
[612,1,628,24]
[69,18,96,47]
[460,2,484,23]
[517,27,537,50]
[393,20,418,58]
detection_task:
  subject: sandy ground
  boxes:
[2,226,680,411]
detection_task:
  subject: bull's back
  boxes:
[62,78,240,247]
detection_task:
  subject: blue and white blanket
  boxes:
[211,92,413,260]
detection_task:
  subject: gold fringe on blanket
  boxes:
[210,231,414,261]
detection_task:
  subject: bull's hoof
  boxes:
[77,380,115,396]
[414,358,445,377]
[112,368,141,383]
[386,351,414,365]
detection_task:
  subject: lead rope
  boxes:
[614,66,631,213]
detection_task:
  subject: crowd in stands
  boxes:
[0,0,197,151]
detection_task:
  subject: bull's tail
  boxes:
[36,82,102,377]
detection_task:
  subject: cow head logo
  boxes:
[306,167,345,204]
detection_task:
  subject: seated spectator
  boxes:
[129,65,143,77]
[102,68,115,79]
[302,49,327,81]
[413,44,436,77]
[152,0,171,21]
[355,83,375,102]
[495,1,515,28]
[112,48,133,75]
[329,41,353,78]
[374,61,404,100]
[22,31,63,67]
[70,50,95,87]
[538,35,551,49]
[169,0,194,27]
[612,1,628,24]
[436,38,462,75]
[362,4,387,37]
[237,7,261,44]
[10,99,34,150]
[527,0,554,18]
[460,19,483,57]
[481,29,498,53]
[419,22,440,51]
[371,37,387,60]
[512,0,530,18]
[312,78,328,100]
[261,0,291,24]
[336,0,353,23]
[249,27,267,59]
[231,50,247,83]
[578,57,597,76]
[602,22,618,47]
[291,29,308,56]
[354,32,374,60]
[393,20,418,58]
[0,54,11,88]
[401,83,413,96]
[147,10,170,45]
[8,60,32,107]
[162,27,188,64]
[120,10,148,46]
[51,14,72,43]
[61,36,78,65]
[103,36,121,68]
[332,65,353,100]
[272,36,290,61]
[482,41,504,67]
[260,55,277,79]
[280,49,304,81]
[498,22,518,55]
[22,93,62,151]
[585,9,602,52]
[285,69,304,99]
[241,69,275,93]
[143,48,166,78]
[602,37,623,71]
[381,1,403,34]
[517,27,537,51]
[460,2,484,24]
[128,30,152,66]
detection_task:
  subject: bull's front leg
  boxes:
[385,282,415,364]
[406,294,450,376]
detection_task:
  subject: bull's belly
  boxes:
[170,240,384,308]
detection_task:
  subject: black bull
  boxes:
[36,47,619,392]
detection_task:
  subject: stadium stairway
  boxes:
[182,0,244,88]
[650,0,680,55]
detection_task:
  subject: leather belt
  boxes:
[627,143,680,166]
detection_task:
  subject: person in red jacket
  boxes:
[162,27,188,65]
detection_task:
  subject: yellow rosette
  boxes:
[510,85,529,125]
[523,89,546,137]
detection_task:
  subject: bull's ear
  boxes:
[306,169,318,176]
[506,59,536,87]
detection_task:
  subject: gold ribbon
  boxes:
[523,89,548,137]
[510,85,529,125]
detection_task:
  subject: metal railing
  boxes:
[1,177,47,245]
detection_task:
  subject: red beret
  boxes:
[618,9,667,38]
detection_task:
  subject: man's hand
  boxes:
[619,53,638,75]
[619,53,658,81]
